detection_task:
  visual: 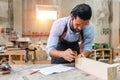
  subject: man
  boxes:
[46,3,94,64]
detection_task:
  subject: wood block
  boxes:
[75,58,120,80]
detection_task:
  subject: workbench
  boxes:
[0,50,50,64]
[0,64,102,80]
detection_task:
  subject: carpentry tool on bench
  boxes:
[25,48,37,64]
[0,63,11,75]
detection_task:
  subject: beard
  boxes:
[70,21,81,33]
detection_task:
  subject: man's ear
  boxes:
[70,14,74,20]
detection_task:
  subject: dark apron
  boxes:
[51,23,83,64]
[51,38,80,64]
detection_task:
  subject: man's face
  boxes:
[71,16,89,32]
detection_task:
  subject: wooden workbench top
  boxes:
[0,64,102,80]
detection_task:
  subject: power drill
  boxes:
[0,63,11,75]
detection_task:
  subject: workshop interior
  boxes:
[0,0,120,80]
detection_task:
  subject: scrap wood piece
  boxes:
[75,58,120,80]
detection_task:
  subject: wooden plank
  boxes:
[75,58,120,80]
[108,67,117,80]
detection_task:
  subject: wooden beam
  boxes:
[75,58,120,80]
[111,1,120,48]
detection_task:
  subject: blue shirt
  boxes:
[46,17,94,56]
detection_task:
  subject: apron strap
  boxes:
[59,24,68,39]
[78,30,84,42]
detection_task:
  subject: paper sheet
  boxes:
[34,64,75,75]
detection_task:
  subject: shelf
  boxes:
[90,48,112,63]
[22,33,49,37]
[92,48,111,51]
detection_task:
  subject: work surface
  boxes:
[0,64,104,80]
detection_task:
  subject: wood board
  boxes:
[75,58,120,80]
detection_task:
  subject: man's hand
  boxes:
[50,48,78,62]
[61,48,76,62]
[78,53,85,58]
[78,50,90,58]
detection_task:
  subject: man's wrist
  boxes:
[81,50,90,57]
[81,53,86,57]
[59,51,64,58]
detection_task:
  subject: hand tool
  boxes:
[0,70,11,75]
[0,63,11,75]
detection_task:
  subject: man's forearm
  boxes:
[50,49,64,58]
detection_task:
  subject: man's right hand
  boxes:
[61,48,76,62]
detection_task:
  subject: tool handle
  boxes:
[0,70,11,75]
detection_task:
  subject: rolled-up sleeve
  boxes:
[46,20,65,56]
[82,23,94,52]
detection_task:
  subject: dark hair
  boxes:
[71,3,92,20]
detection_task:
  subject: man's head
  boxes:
[70,4,92,32]
[71,3,92,20]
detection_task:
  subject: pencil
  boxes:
[30,70,40,75]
